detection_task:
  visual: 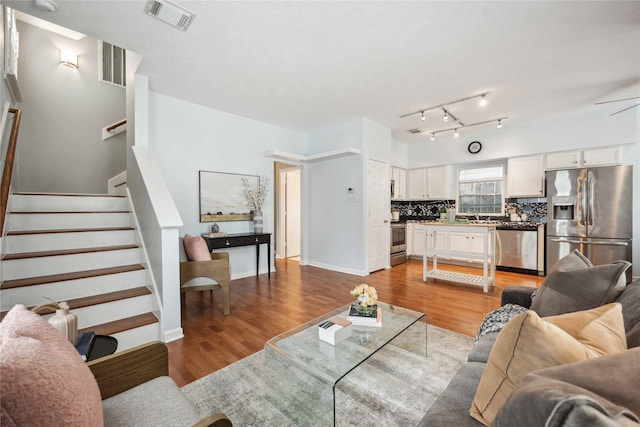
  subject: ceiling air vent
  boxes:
[144,0,195,31]
[407,129,422,134]
[99,41,126,88]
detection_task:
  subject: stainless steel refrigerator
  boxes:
[546,165,633,282]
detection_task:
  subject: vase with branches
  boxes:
[242,175,269,233]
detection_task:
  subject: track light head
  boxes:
[454,129,459,138]
[479,94,488,107]
[430,133,435,141]
[421,111,426,121]
[443,111,449,122]
[497,119,502,129]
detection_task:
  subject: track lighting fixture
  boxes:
[401,91,506,140]
[421,117,508,140]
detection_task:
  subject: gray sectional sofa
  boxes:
[419,278,640,426]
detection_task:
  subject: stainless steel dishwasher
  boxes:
[495,224,545,275]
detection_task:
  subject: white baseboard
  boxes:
[163,327,184,343]
[305,261,368,277]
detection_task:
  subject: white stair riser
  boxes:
[111,323,161,353]
[0,270,146,311]
[12,194,128,212]
[3,249,141,280]
[41,295,154,329]
[9,212,131,231]
[6,230,135,253]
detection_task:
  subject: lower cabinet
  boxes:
[447,231,489,260]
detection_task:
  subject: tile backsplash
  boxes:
[392,197,548,222]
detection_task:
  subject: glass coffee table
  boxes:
[264,302,426,426]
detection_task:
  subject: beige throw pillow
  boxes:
[470,303,626,426]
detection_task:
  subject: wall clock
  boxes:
[468,141,482,154]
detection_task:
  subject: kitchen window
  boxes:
[457,165,504,215]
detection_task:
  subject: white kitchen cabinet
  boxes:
[406,223,414,256]
[448,231,491,258]
[408,166,451,200]
[391,167,407,199]
[408,169,427,199]
[582,146,621,167]
[545,151,580,170]
[412,224,425,257]
[426,166,451,200]
[545,146,621,170]
[507,156,545,197]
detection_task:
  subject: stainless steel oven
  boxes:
[390,222,407,266]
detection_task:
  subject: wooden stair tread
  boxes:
[0,264,145,290]
[0,287,151,319]
[12,192,125,198]
[79,312,159,336]
[9,211,130,214]
[3,244,139,260]
[7,227,135,236]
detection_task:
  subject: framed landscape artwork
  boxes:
[199,171,257,222]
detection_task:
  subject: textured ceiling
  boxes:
[4,1,640,142]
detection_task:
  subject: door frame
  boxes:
[277,165,302,259]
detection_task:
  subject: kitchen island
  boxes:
[422,223,496,292]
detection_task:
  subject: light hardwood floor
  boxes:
[167,258,544,387]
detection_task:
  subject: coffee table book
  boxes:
[318,317,352,345]
[347,305,382,327]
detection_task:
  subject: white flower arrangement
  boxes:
[242,175,269,211]
[350,284,378,307]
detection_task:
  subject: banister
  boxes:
[106,119,127,132]
[1,108,22,232]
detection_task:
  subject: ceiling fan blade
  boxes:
[595,96,640,105]
[610,102,640,116]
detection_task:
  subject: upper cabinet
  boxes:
[545,146,621,170]
[408,166,452,200]
[391,167,407,199]
[507,155,545,197]
[582,147,622,167]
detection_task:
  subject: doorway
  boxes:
[276,164,301,260]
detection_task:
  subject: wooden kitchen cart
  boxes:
[422,224,496,292]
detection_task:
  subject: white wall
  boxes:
[148,92,306,278]
[305,119,366,275]
[13,21,126,193]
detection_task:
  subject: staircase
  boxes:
[0,193,161,352]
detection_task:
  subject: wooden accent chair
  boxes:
[89,342,232,426]
[179,236,231,315]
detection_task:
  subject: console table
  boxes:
[202,232,271,278]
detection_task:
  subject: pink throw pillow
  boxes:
[0,305,104,426]
[183,233,211,261]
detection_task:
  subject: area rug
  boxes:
[181,324,474,426]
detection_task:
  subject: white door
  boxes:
[368,159,389,272]
[285,168,301,257]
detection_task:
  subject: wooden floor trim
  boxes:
[3,244,139,260]
[0,264,145,290]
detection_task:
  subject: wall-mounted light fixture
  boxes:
[60,50,78,68]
